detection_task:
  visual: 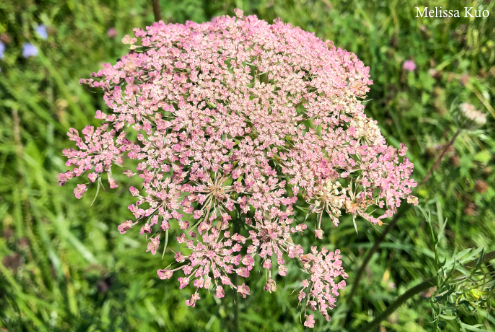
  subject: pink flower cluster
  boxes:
[157,222,253,306]
[59,9,416,326]
[298,247,347,324]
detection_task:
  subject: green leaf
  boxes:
[460,323,490,332]
[473,150,491,163]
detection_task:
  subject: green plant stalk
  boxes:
[231,269,240,332]
[347,129,462,302]
[352,250,495,332]
[353,278,436,332]
[346,205,405,301]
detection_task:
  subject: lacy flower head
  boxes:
[59,9,416,327]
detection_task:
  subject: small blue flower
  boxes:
[36,24,48,40]
[22,43,38,58]
[0,42,5,59]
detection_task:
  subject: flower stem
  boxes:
[352,250,495,332]
[231,273,240,332]
[347,129,461,302]
[352,278,435,332]
[346,205,405,301]
[151,0,162,22]
[420,129,461,185]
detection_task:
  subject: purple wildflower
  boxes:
[22,43,38,58]
[0,42,4,59]
[36,24,48,40]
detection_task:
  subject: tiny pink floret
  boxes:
[403,60,416,71]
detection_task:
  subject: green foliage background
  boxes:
[0,0,494,331]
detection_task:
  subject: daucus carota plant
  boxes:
[59,9,417,326]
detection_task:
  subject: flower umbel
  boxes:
[59,9,416,327]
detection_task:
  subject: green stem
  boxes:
[353,278,436,332]
[352,250,495,332]
[346,205,405,301]
[347,129,462,302]
[231,271,240,332]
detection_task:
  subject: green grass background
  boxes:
[0,0,494,331]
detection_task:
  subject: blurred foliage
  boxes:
[0,0,494,331]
